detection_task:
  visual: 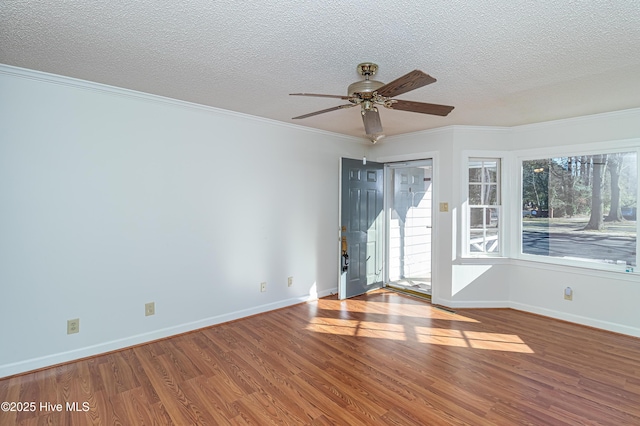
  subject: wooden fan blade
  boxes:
[292,104,354,119]
[290,93,351,100]
[388,100,454,116]
[362,109,383,134]
[375,70,436,98]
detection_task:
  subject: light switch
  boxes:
[439,202,449,212]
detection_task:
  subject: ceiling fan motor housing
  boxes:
[347,79,384,99]
[348,62,384,101]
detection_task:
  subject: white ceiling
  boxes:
[2,1,640,139]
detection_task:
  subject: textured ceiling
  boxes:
[2,1,640,139]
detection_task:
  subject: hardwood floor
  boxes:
[2,289,640,425]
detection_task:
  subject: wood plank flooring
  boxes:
[2,289,640,425]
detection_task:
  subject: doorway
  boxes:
[385,160,434,299]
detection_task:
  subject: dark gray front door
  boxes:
[339,158,384,299]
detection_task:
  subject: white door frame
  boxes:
[377,152,440,302]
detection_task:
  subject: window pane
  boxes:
[488,207,499,229]
[487,184,498,205]
[469,207,500,253]
[469,228,485,253]
[522,152,637,267]
[486,227,499,252]
[469,207,486,229]
[484,161,498,183]
[469,184,482,204]
[469,163,482,182]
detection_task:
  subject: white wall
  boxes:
[507,110,640,336]
[373,110,640,337]
[373,127,514,308]
[0,66,368,377]
[2,64,639,378]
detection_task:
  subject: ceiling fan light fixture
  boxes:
[368,134,385,144]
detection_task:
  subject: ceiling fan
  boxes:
[290,63,454,136]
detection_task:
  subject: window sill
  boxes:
[511,256,638,280]
[458,256,638,281]
[458,256,510,265]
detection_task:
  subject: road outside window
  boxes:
[521,152,637,267]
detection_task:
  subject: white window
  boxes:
[520,150,637,268]
[468,158,501,255]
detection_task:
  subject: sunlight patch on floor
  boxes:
[414,327,534,353]
[315,299,480,323]
[306,319,534,353]
[306,318,407,340]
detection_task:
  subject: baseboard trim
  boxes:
[509,301,640,338]
[6,289,636,378]
[0,289,335,379]
[435,298,640,337]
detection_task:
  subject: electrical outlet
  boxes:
[145,302,155,316]
[564,287,573,301]
[67,318,80,334]
[288,276,293,287]
[260,282,267,292]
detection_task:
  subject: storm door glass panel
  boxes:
[387,160,433,296]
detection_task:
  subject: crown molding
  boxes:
[512,107,640,132]
[0,63,362,143]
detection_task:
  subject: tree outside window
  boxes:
[521,151,637,267]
